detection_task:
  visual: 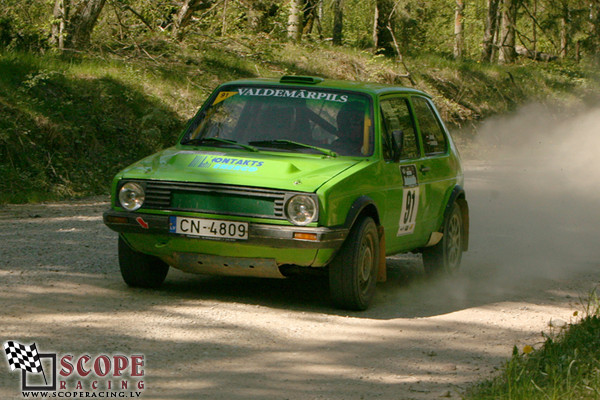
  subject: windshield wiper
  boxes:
[249,140,337,157]
[181,137,258,152]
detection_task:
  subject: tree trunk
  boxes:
[50,0,69,50]
[491,4,502,60]
[66,0,107,49]
[52,0,107,50]
[315,0,323,38]
[247,7,259,31]
[498,0,518,64]
[375,0,395,55]
[332,0,343,45]
[287,0,302,41]
[453,0,465,59]
[172,0,211,41]
[221,0,228,36]
[302,0,317,37]
[590,2,600,65]
[559,5,570,59]
[532,0,537,60]
[372,4,379,51]
[560,16,567,58]
[481,0,500,62]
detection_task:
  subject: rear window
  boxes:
[412,97,447,156]
[182,86,374,157]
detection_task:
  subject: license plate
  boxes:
[169,216,248,240]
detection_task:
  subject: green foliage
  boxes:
[0,0,50,51]
[465,289,600,400]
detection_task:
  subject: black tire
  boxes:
[422,202,463,276]
[118,236,169,288]
[329,217,379,311]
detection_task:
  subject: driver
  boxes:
[333,101,368,156]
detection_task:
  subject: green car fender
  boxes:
[316,160,384,228]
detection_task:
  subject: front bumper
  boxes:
[103,210,348,250]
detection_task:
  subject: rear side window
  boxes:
[380,97,419,160]
[412,97,447,156]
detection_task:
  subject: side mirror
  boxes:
[392,130,404,162]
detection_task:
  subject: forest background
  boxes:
[1,0,599,203]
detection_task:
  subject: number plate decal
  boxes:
[169,216,248,240]
[397,187,420,236]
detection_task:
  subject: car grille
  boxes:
[139,181,286,220]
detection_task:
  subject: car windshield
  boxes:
[181,85,374,157]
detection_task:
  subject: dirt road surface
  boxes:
[1,105,599,399]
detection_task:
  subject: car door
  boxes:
[379,96,431,253]
[409,96,459,236]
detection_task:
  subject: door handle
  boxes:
[420,165,431,173]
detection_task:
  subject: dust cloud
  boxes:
[457,103,600,299]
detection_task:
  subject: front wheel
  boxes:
[422,202,464,275]
[329,217,380,311]
[118,236,169,288]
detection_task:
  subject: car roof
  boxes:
[221,76,431,98]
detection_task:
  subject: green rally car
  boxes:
[103,75,469,310]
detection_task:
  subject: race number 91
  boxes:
[397,187,419,236]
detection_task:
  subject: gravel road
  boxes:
[1,105,599,399]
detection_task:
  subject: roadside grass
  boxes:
[464,289,600,400]
[0,51,185,202]
[1,35,599,203]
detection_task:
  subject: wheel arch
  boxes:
[443,186,469,251]
[340,196,387,282]
[343,196,381,230]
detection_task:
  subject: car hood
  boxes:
[119,147,363,192]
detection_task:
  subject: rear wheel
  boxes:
[329,217,379,311]
[118,236,169,288]
[422,202,463,275]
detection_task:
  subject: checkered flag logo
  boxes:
[3,341,44,374]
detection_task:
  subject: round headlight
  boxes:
[119,182,145,211]
[286,195,317,226]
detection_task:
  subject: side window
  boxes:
[380,98,419,161]
[411,97,447,155]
